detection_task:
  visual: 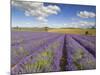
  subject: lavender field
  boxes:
[11,1,96,75]
[11,31,96,75]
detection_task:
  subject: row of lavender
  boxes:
[66,35,96,70]
[11,31,96,75]
[11,31,64,74]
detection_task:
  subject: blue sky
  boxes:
[11,2,96,28]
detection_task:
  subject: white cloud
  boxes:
[64,21,96,28]
[24,11,30,16]
[79,21,95,26]
[36,16,47,22]
[77,11,96,18]
[12,1,60,23]
[47,21,95,28]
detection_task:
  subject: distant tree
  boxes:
[44,27,48,32]
[15,26,19,29]
[91,26,96,29]
[85,31,89,35]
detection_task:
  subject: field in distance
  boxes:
[12,27,96,36]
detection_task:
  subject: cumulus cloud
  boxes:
[77,11,96,18]
[12,0,60,23]
[47,20,95,28]
[64,21,96,28]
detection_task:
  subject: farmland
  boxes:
[11,28,96,75]
[12,27,96,35]
[49,28,96,35]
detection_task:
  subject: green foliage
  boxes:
[73,60,83,69]
[73,49,84,61]
[24,50,54,72]
[73,49,84,69]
